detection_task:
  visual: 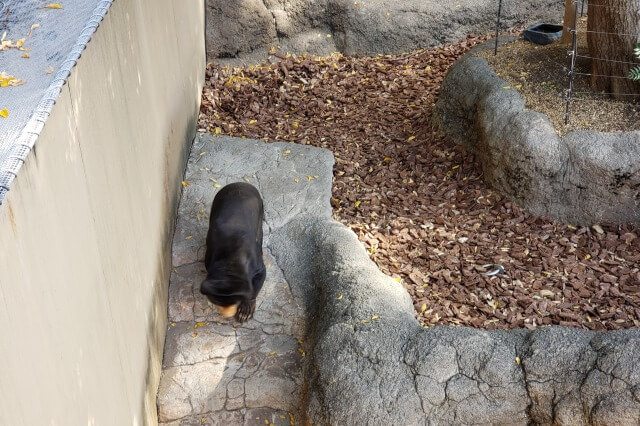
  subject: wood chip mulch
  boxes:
[198,35,640,331]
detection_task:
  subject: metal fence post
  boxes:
[564,0,580,124]
[494,0,503,55]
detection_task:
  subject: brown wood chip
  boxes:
[199,31,639,331]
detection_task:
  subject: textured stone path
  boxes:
[156,134,334,425]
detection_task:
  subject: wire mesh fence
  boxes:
[494,0,640,125]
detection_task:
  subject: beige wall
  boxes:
[0,0,204,424]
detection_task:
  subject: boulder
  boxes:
[205,0,564,61]
[433,53,640,225]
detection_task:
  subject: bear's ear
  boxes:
[200,278,238,296]
[200,278,220,296]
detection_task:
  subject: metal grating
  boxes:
[0,0,113,204]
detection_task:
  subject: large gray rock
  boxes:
[205,0,564,62]
[433,54,640,225]
[206,0,277,58]
[159,134,640,424]
[269,214,640,424]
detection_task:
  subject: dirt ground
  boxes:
[198,34,640,331]
[479,18,640,135]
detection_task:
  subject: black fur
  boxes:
[200,182,266,322]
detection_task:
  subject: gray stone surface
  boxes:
[205,0,564,63]
[158,134,333,424]
[269,215,640,425]
[172,134,333,267]
[433,53,640,225]
[159,134,640,424]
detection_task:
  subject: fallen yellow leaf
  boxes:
[515,356,521,365]
[181,181,190,187]
[420,303,427,312]
[24,23,40,38]
[0,109,8,118]
[21,53,29,58]
[293,178,299,183]
[337,294,343,300]
[43,3,63,9]
[249,119,256,125]
[354,200,361,208]
[0,72,26,87]
[407,135,416,141]
[214,126,222,134]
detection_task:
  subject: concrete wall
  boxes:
[205,0,563,62]
[0,0,204,424]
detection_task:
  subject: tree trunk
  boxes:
[561,0,577,44]
[587,0,640,97]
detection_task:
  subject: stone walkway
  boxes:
[156,134,334,425]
